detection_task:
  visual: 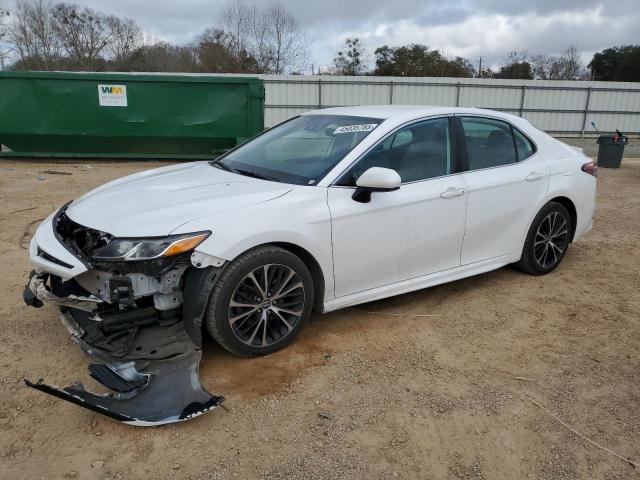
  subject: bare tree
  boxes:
[531,47,587,80]
[9,1,143,71]
[530,54,552,79]
[104,16,142,66]
[555,46,587,79]
[6,0,304,73]
[52,3,114,70]
[333,37,365,75]
[262,3,305,74]
[218,1,307,73]
[126,41,199,72]
[219,1,250,61]
[9,0,61,70]
[0,5,11,70]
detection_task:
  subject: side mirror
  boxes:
[352,167,401,203]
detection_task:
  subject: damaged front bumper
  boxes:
[24,208,226,426]
[24,270,224,426]
[25,347,221,426]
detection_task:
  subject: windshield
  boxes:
[212,115,382,185]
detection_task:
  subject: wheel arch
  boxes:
[270,242,326,314]
[223,241,327,314]
[517,194,579,262]
[548,196,578,242]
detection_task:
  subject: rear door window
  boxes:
[460,117,517,171]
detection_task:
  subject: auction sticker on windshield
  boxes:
[333,124,378,134]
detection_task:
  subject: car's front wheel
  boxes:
[516,201,572,275]
[205,246,314,357]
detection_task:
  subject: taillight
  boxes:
[582,160,597,178]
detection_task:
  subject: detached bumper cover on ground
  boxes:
[24,350,222,426]
[23,204,226,426]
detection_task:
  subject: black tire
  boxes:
[516,202,572,275]
[205,245,314,357]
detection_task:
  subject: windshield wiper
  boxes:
[211,161,279,182]
[233,168,281,182]
[211,160,237,173]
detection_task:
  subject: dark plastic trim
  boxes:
[51,202,91,268]
[182,266,223,347]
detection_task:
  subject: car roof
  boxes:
[303,105,524,123]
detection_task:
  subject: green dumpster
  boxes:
[0,71,264,159]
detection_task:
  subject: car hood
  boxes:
[66,162,294,237]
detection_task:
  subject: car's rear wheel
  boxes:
[205,246,314,357]
[516,202,572,275]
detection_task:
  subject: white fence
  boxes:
[250,75,640,137]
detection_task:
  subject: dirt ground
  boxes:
[0,157,639,480]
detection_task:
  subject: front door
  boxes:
[328,116,468,298]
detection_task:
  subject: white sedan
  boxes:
[23,106,597,425]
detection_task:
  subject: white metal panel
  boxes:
[256,74,640,134]
[589,89,640,112]
[523,112,585,133]
[460,85,522,109]
[588,112,640,134]
[265,80,319,107]
[392,84,457,105]
[524,88,587,111]
[321,81,391,106]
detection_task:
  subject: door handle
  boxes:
[440,187,466,199]
[525,171,545,182]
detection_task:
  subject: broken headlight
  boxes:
[91,231,210,262]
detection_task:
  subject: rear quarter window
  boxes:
[513,128,536,161]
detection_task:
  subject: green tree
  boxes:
[196,27,260,73]
[441,56,475,78]
[589,45,640,82]
[373,44,474,77]
[333,38,365,75]
[494,51,533,79]
[495,62,533,79]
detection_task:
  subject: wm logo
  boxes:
[101,86,123,94]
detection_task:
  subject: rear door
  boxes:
[457,116,549,265]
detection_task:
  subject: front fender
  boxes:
[175,186,335,300]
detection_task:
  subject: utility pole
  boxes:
[478,56,483,78]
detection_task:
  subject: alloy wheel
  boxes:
[534,212,569,268]
[228,264,305,347]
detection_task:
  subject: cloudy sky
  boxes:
[10,0,639,71]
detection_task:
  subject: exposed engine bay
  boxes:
[23,203,225,426]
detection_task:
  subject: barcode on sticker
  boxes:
[333,124,378,134]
